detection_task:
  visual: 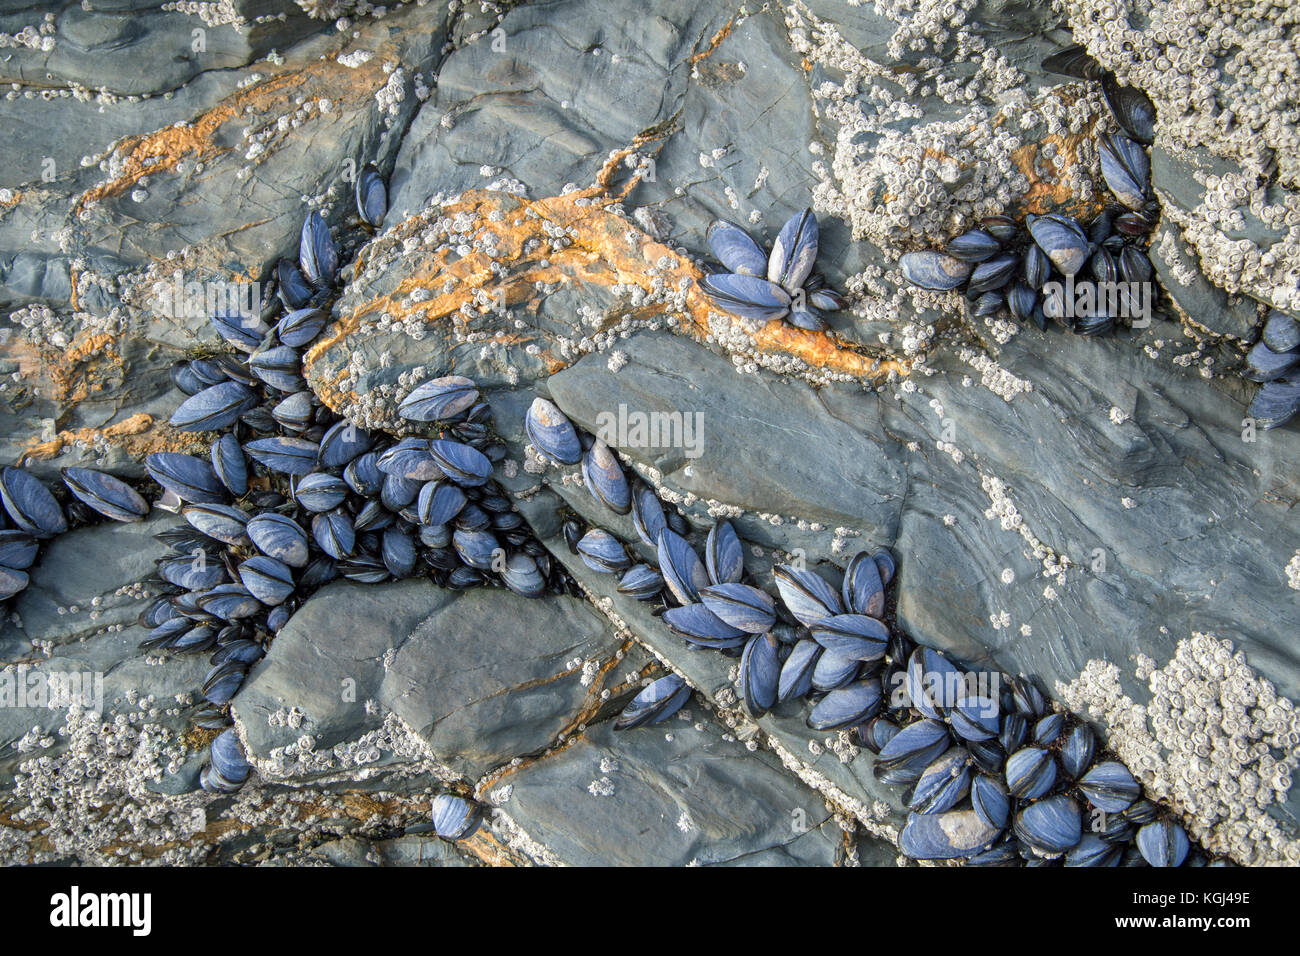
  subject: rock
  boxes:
[234,581,629,779]
[1147,223,1262,342]
[497,713,844,866]
[2,0,1297,867]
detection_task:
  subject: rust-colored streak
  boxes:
[1009,131,1104,218]
[20,413,192,465]
[690,17,736,65]
[307,178,905,412]
[73,53,392,217]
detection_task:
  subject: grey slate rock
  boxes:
[499,713,844,866]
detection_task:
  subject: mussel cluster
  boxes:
[3,162,569,797]
[0,465,150,603]
[900,45,1158,337]
[1242,311,1300,429]
[528,398,1200,865]
[698,208,847,331]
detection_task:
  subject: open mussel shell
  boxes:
[248,344,305,393]
[576,528,629,574]
[244,436,320,476]
[657,528,708,605]
[772,563,842,626]
[617,563,663,601]
[707,219,767,277]
[699,272,792,321]
[630,485,666,546]
[875,718,950,783]
[276,258,314,310]
[615,674,691,730]
[704,520,743,585]
[145,452,226,504]
[1099,132,1150,210]
[210,310,268,353]
[183,502,249,546]
[1008,675,1046,716]
[809,613,888,661]
[1136,818,1189,867]
[299,210,338,287]
[276,308,327,348]
[431,793,481,841]
[905,646,962,720]
[768,207,819,293]
[202,660,249,704]
[841,550,884,617]
[453,528,501,571]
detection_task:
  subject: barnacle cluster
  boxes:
[1058,633,1300,866]
[1060,0,1300,316]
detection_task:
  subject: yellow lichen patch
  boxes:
[20,413,190,465]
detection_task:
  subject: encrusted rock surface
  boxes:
[2,0,1298,865]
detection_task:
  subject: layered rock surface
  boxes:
[2,0,1297,865]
